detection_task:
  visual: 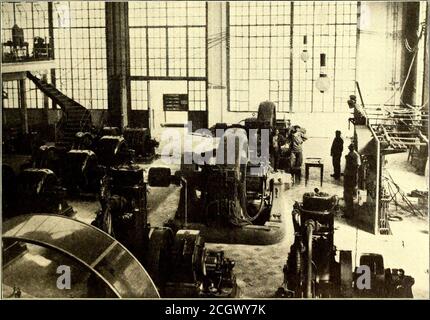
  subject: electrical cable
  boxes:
[383,50,417,106]
[381,171,426,217]
[383,21,426,106]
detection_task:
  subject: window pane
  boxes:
[53,1,107,109]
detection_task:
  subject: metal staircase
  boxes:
[27,72,92,146]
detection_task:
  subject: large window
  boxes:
[2,81,19,109]
[128,1,207,111]
[228,1,358,113]
[1,2,50,58]
[229,2,292,112]
[53,1,107,109]
[1,2,51,109]
[292,1,357,113]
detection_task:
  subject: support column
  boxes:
[207,1,228,127]
[106,2,131,129]
[19,79,28,134]
[400,1,420,106]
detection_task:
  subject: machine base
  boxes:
[165,219,285,245]
[166,171,290,245]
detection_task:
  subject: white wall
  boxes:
[356,1,404,107]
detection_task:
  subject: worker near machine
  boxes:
[285,119,292,138]
[289,125,307,182]
[272,129,286,172]
[348,95,366,125]
[330,130,344,180]
[343,143,361,218]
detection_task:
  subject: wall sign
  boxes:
[163,94,188,111]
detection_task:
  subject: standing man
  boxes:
[289,125,307,183]
[330,130,344,180]
[272,128,286,172]
[343,143,361,218]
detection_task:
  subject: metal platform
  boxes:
[2,60,55,81]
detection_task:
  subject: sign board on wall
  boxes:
[163,94,188,111]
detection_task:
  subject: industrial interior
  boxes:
[1,1,429,299]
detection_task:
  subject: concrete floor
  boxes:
[69,136,429,298]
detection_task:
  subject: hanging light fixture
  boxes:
[300,35,310,63]
[315,53,331,93]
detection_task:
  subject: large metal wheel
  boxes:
[339,250,353,297]
[3,214,160,298]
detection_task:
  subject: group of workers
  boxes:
[271,125,361,219]
[330,131,361,219]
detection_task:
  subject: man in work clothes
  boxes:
[289,125,307,183]
[343,143,361,218]
[272,128,286,172]
[330,130,344,180]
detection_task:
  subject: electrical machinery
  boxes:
[29,132,134,196]
[92,164,238,298]
[276,189,415,298]
[123,127,159,160]
[63,149,101,195]
[30,128,157,197]
[164,101,290,245]
[278,189,342,298]
[24,140,97,196]
[2,25,53,62]
[2,24,29,62]
[57,131,101,195]
[95,135,134,168]
[2,166,73,219]
[30,143,68,178]
[33,36,51,59]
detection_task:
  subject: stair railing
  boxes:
[79,109,92,132]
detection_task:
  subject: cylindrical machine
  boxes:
[283,190,338,298]
[280,190,415,298]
